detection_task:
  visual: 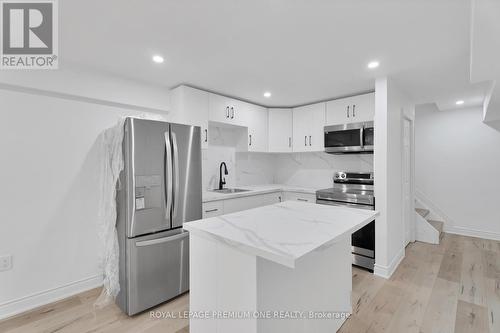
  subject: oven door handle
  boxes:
[360,126,364,149]
[316,199,374,210]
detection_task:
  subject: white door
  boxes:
[208,93,232,125]
[403,118,413,245]
[230,99,249,127]
[268,108,293,152]
[310,103,326,151]
[326,93,375,125]
[292,106,310,152]
[350,93,375,123]
[326,98,350,126]
[170,86,210,149]
[247,105,268,152]
[293,103,325,152]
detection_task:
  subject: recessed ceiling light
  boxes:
[367,61,379,69]
[263,92,272,98]
[152,55,164,64]
[455,100,464,105]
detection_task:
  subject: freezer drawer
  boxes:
[126,230,189,315]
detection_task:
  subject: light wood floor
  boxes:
[1,233,499,333]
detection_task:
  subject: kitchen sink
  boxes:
[211,188,250,194]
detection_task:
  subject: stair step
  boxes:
[428,220,444,233]
[415,208,430,218]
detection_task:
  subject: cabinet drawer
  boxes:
[223,192,282,214]
[202,201,224,218]
[283,191,316,203]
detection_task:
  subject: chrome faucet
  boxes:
[219,162,228,190]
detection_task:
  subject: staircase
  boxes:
[415,207,444,244]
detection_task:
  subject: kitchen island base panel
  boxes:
[189,232,352,333]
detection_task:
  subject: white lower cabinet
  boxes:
[202,191,317,219]
[202,192,283,218]
[282,191,316,203]
[223,192,282,214]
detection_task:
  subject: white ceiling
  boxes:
[60,0,487,109]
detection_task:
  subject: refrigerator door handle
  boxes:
[171,131,180,220]
[135,232,188,247]
[164,131,173,222]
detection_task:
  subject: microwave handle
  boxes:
[360,126,364,148]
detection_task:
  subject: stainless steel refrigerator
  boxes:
[116,117,202,315]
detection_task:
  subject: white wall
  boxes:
[373,77,413,278]
[0,71,171,319]
[415,105,500,240]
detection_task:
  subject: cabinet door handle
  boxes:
[249,134,252,146]
[347,105,350,118]
[297,198,308,202]
[226,106,230,118]
[205,208,218,213]
[204,129,208,142]
[288,137,291,147]
[231,107,235,119]
[304,136,307,146]
[309,135,312,146]
[352,104,356,117]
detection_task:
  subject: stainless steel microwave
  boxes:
[324,121,374,154]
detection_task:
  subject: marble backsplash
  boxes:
[203,124,373,190]
[202,126,238,190]
[273,152,373,189]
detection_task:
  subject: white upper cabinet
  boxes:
[292,106,309,151]
[245,104,268,152]
[171,87,371,152]
[208,93,245,127]
[170,85,209,149]
[292,102,326,152]
[326,92,375,125]
[268,108,293,152]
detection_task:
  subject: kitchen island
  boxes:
[183,201,379,333]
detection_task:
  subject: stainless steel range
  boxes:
[316,171,375,271]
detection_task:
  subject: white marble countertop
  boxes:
[184,201,379,268]
[202,184,319,202]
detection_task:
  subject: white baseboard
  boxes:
[0,275,103,321]
[444,225,500,241]
[374,246,405,279]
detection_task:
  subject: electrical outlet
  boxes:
[0,255,12,272]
